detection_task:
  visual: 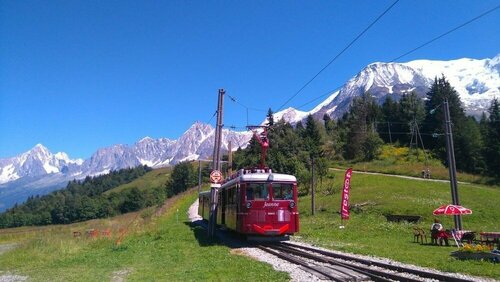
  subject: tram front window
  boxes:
[246,183,269,200]
[272,183,293,200]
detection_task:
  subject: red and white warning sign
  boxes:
[210,170,223,184]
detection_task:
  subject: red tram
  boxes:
[198,167,299,238]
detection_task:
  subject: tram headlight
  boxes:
[246,202,252,209]
[289,201,296,208]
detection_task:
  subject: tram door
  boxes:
[219,189,226,226]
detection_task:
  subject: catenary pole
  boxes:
[443,99,462,230]
[209,89,225,238]
[311,158,315,216]
[198,160,202,194]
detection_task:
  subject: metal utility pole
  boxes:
[443,98,462,230]
[212,89,225,172]
[228,141,232,176]
[311,158,315,216]
[387,122,392,144]
[209,89,225,238]
[198,159,202,194]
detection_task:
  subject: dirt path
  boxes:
[330,168,471,184]
[0,243,17,256]
[110,268,132,282]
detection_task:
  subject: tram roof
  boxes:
[239,173,296,182]
[221,169,296,187]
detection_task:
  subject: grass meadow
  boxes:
[103,167,172,195]
[299,169,500,279]
[339,145,497,184]
[0,190,289,281]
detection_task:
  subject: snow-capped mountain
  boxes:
[0,123,249,185]
[405,56,500,116]
[170,122,252,163]
[276,54,500,123]
[0,144,83,185]
[266,107,310,126]
[0,122,251,211]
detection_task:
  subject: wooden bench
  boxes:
[412,227,428,244]
[385,214,422,224]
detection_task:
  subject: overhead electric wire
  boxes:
[296,88,341,109]
[390,4,500,62]
[227,94,266,112]
[226,93,268,127]
[207,110,217,125]
[295,3,500,112]
[276,0,400,112]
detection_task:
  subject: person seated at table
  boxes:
[431,219,444,245]
[437,230,450,246]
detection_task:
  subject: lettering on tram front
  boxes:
[264,202,279,208]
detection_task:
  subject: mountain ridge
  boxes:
[300,54,499,123]
[0,122,251,211]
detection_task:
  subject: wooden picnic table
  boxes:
[480,232,500,239]
[480,232,500,249]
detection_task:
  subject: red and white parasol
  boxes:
[433,204,472,215]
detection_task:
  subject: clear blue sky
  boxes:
[1,0,499,159]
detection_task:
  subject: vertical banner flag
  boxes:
[341,168,353,220]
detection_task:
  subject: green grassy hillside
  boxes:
[0,189,288,281]
[299,169,500,278]
[104,166,172,195]
[338,145,496,184]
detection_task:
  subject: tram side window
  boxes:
[272,183,293,200]
[227,187,235,204]
[246,183,269,200]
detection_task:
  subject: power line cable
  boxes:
[226,93,267,126]
[276,0,400,112]
[391,4,500,62]
[295,4,500,112]
[297,88,342,109]
[206,110,217,125]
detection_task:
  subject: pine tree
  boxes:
[399,92,425,145]
[266,108,274,126]
[379,96,400,143]
[483,98,500,178]
[422,76,483,172]
[168,161,197,195]
[303,115,323,160]
[344,92,382,160]
[323,114,333,133]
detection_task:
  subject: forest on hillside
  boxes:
[232,76,500,191]
[0,166,155,228]
[0,161,207,229]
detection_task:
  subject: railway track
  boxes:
[257,242,477,282]
[190,203,482,282]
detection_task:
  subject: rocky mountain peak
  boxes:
[487,53,500,73]
[138,136,154,144]
[274,55,499,123]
